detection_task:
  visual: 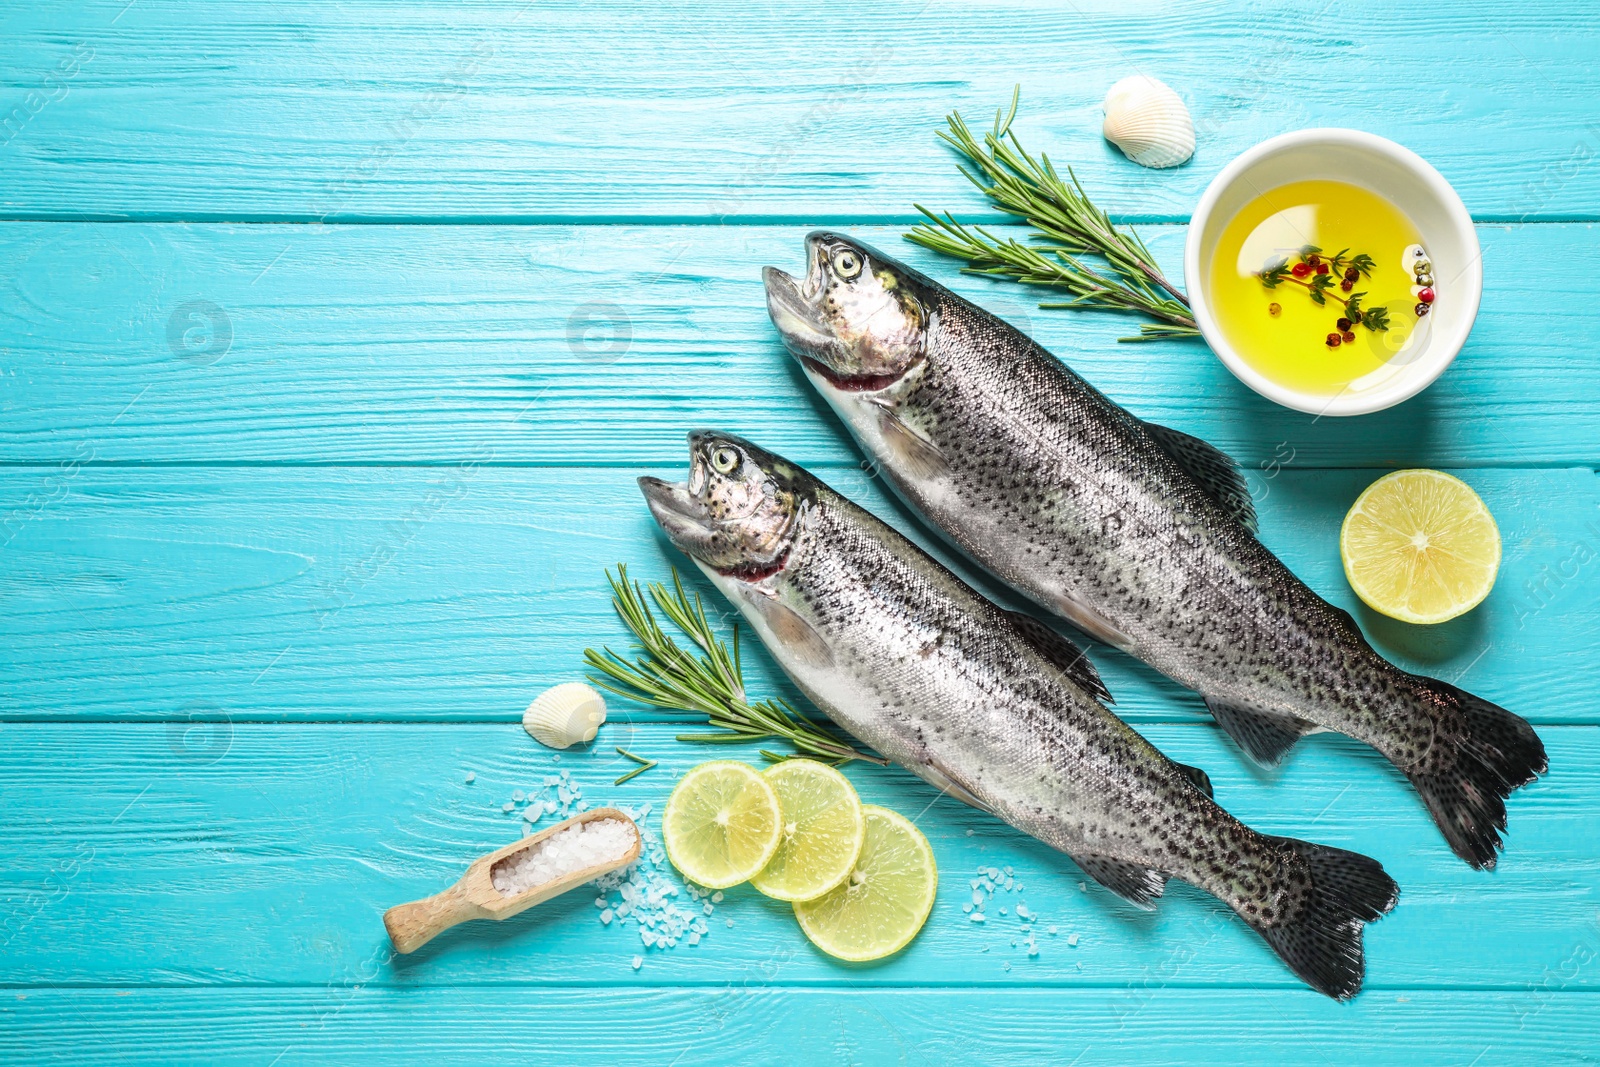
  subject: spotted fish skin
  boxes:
[763,232,1547,870]
[639,431,1397,999]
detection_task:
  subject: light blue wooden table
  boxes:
[3,2,1598,1063]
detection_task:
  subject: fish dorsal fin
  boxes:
[1143,421,1258,534]
[1073,854,1168,910]
[869,400,948,481]
[1204,696,1316,767]
[1006,609,1112,703]
[1173,760,1214,798]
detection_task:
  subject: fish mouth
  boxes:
[764,268,903,392]
[762,264,835,360]
[637,474,716,560]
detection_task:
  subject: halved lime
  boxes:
[793,805,937,962]
[1341,469,1501,624]
[661,761,781,890]
[751,760,865,902]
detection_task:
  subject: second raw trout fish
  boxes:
[640,430,1397,999]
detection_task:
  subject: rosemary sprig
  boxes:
[584,566,887,766]
[906,87,1199,343]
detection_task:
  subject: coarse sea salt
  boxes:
[965,863,1060,964]
[590,803,718,972]
[490,818,638,897]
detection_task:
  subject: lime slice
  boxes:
[750,760,866,902]
[1341,469,1501,625]
[793,805,937,962]
[661,761,782,890]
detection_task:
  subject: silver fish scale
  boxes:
[885,294,1437,766]
[758,484,1291,919]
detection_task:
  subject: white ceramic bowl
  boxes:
[1183,129,1480,416]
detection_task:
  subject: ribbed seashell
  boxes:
[523,683,606,749]
[1101,75,1195,169]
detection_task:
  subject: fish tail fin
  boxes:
[1400,677,1548,869]
[1249,836,1399,1000]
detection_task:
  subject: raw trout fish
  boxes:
[764,232,1546,870]
[640,431,1397,999]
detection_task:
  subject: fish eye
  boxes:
[831,249,862,279]
[710,446,740,474]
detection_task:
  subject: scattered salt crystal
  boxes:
[594,897,606,907]
[971,889,984,907]
[502,802,514,813]
[600,909,614,925]
[1002,961,1011,971]
[1003,866,1013,876]
[1077,882,1087,892]
[1048,925,1058,936]
[1067,932,1079,947]
[965,829,974,836]
[725,918,733,928]
[688,932,700,945]
[465,771,476,783]
[490,818,638,897]
[962,903,973,914]
[999,907,1007,916]
[552,754,560,761]
[703,903,714,916]
[1016,904,1031,920]
[711,891,724,904]
[987,867,1001,880]
[970,913,986,924]
[513,790,525,802]
[631,955,642,970]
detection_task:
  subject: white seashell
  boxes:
[523,683,606,749]
[1102,75,1195,169]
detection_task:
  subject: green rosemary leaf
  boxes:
[588,566,888,766]
[908,88,1198,341]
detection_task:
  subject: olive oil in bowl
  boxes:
[1206,180,1435,399]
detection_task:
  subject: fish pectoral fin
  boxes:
[1049,591,1135,654]
[1005,610,1112,703]
[921,755,992,812]
[871,402,948,481]
[748,597,834,670]
[1204,696,1316,767]
[1173,760,1214,798]
[922,756,996,816]
[1142,421,1259,535]
[1072,854,1168,910]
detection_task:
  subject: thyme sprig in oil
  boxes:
[1259,245,1390,347]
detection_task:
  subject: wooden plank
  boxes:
[1,466,1594,725]
[2,2,1598,221]
[2,987,1597,1066]
[2,222,1599,469]
[0,723,1594,990]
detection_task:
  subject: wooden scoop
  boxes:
[383,806,641,954]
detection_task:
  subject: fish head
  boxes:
[763,232,930,388]
[637,431,811,579]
